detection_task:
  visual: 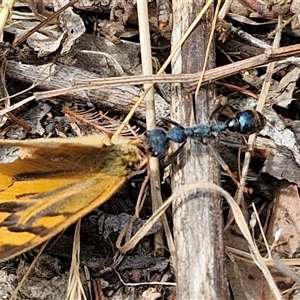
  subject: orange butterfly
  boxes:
[0,134,140,262]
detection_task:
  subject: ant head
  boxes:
[226,110,266,135]
[145,128,169,156]
[225,117,240,133]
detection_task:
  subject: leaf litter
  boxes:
[2,0,300,299]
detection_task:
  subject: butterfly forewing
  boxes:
[0,135,139,262]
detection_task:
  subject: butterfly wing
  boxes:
[0,135,139,262]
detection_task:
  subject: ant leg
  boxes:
[160,117,183,127]
[160,142,186,170]
[207,143,241,187]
